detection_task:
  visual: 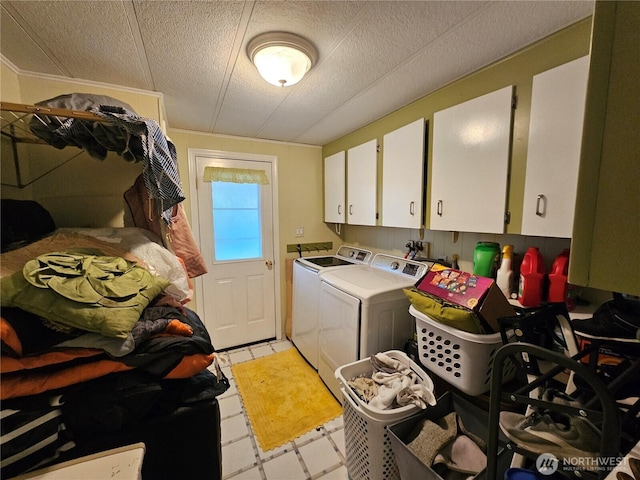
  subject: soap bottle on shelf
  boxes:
[473,242,501,278]
[518,246,545,307]
[548,249,570,304]
[496,245,514,299]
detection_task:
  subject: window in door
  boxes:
[211,181,262,261]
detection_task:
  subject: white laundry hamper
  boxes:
[336,350,434,480]
[411,305,517,396]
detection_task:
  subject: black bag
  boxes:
[1,199,56,251]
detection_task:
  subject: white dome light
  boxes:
[248,32,318,87]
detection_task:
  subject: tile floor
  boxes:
[213,339,349,480]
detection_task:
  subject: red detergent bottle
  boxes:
[518,247,545,307]
[548,249,570,304]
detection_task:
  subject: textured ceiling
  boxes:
[0,0,594,146]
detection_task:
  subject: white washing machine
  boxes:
[292,245,372,369]
[317,253,428,400]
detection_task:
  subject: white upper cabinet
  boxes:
[324,151,346,223]
[381,119,426,228]
[430,86,514,233]
[521,56,590,238]
[347,139,378,226]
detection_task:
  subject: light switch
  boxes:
[295,226,304,237]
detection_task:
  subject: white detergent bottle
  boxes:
[496,244,514,299]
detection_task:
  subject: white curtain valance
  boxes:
[203,166,269,185]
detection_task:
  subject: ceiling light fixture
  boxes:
[247,32,318,87]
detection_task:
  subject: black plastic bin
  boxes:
[388,391,512,480]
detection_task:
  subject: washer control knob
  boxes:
[391,261,400,270]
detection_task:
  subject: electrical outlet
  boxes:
[436,255,448,263]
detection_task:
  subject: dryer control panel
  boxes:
[336,246,373,264]
[371,254,428,279]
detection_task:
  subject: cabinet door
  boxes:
[570,1,640,296]
[382,119,425,228]
[521,56,589,237]
[430,86,514,233]
[347,139,377,226]
[323,151,345,223]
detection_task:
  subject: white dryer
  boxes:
[317,253,428,400]
[292,245,372,369]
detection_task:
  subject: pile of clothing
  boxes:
[347,352,436,410]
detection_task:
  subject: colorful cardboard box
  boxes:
[416,264,515,333]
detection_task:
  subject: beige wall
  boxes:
[1,62,21,102]
[1,63,32,199]
[17,73,163,120]
[1,71,164,227]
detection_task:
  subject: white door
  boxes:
[192,152,277,350]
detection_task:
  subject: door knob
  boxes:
[265,260,273,267]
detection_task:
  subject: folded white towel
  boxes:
[397,383,437,408]
[356,353,436,411]
[372,352,408,373]
[371,370,412,385]
[369,373,414,409]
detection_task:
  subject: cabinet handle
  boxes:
[536,194,546,217]
[338,205,341,215]
[410,201,415,216]
[349,205,353,215]
[437,200,443,216]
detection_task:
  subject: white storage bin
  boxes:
[335,350,434,422]
[341,388,401,480]
[411,305,516,396]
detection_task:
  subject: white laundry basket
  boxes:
[336,350,435,480]
[341,388,401,480]
[411,305,516,396]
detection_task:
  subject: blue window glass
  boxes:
[212,182,262,261]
